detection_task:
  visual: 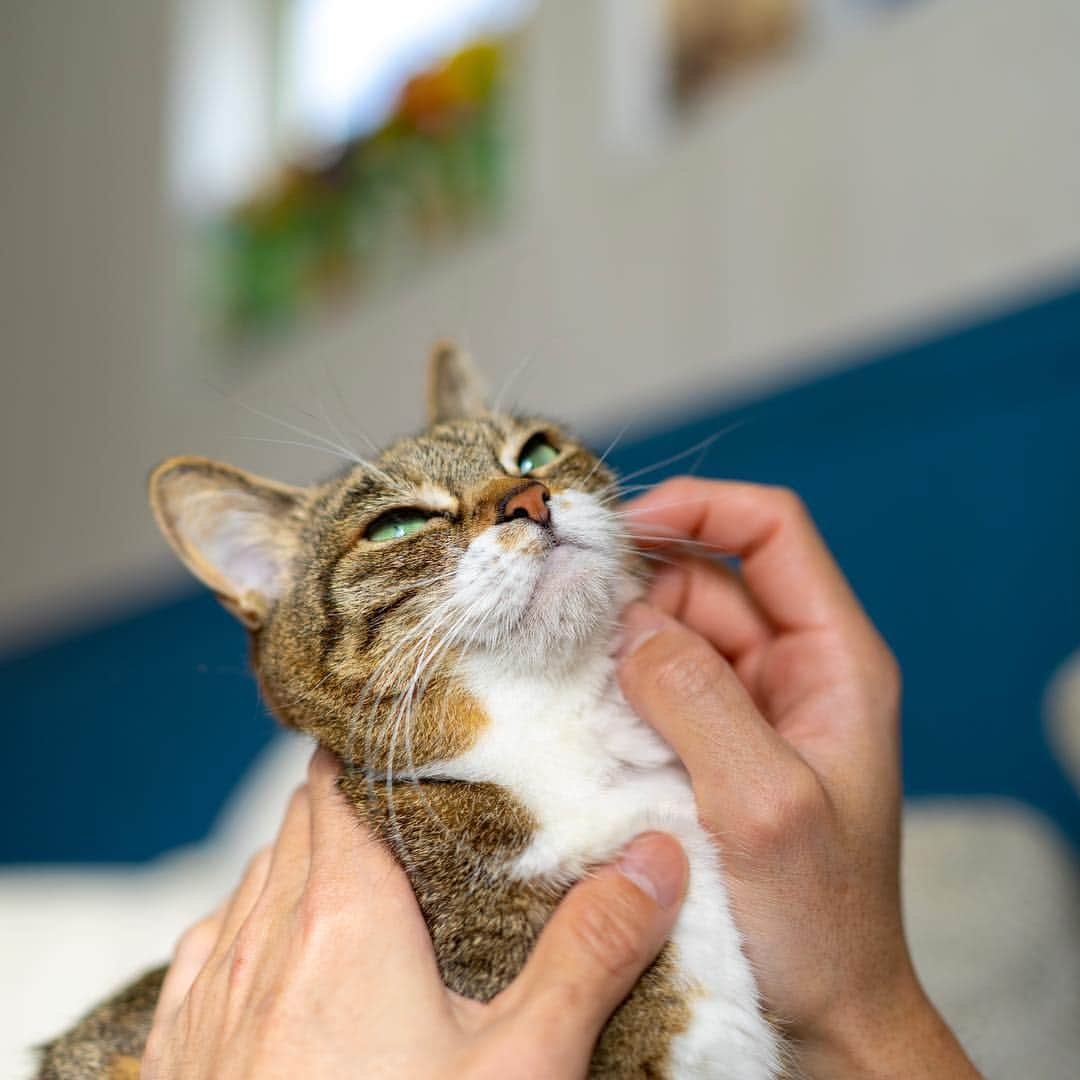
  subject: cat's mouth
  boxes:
[524,530,612,603]
[499,507,597,557]
[448,489,625,659]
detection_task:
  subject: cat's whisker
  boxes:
[634,551,686,570]
[491,355,532,414]
[623,532,735,555]
[610,543,685,571]
[383,597,491,873]
[351,605,466,873]
[352,603,458,741]
[354,458,411,494]
[212,386,415,494]
[615,490,733,513]
[608,481,669,496]
[609,421,747,488]
[219,392,366,465]
[398,605,501,874]
[227,435,361,465]
[291,574,460,712]
[321,351,383,457]
[306,389,369,467]
[580,421,632,490]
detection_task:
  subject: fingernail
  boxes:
[616,602,668,661]
[616,832,686,909]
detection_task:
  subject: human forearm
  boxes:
[795,969,981,1079]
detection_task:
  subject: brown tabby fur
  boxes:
[38,346,692,1078]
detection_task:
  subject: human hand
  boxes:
[142,749,688,1079]
[618,478,979,1078]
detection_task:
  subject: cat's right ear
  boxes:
[148,457,306,629]
[427,341,488,423]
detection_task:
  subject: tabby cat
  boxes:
[39,346,782,1078]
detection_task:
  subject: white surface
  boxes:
[904,799,1080,1080]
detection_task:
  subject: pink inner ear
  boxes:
[176,491,292,601]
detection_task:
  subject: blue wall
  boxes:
[4,283,1079,862]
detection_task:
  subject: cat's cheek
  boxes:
[549,489,621,551]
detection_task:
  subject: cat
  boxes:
[38,345,783,1078]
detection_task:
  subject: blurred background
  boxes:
[2,0,1078,1075]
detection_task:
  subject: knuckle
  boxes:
[658,475,695,499]
[297,881,345,945]
[226,920,262,989]
[308,746,341,788]
[851,633,902,714]
[741,773,824,849]
[767,485,806,520]
[175,916,218,961]
[286,783,310,819]
[182,964,212,1016]
[648,640,719,703]
[875,643,902,699]
[246,846,272,881]
[141,1030,162,1072]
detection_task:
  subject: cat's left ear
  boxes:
[427,340,488,423]
[149,456,307,629]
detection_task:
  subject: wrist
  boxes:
[793,967,979,1079]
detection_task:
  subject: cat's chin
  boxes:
[532,539,603,596]
[475,543,626,669]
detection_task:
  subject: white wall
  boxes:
[2,0,1079,654]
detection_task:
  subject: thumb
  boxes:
[494,832,688,1073]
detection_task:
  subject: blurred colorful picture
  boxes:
[173,0,535,343]
[212,41,508,339]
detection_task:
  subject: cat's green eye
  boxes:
[365,509,431,543]
[517,435,559,474]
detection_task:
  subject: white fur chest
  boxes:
[429,650,782,1079]
[450,651,693,878]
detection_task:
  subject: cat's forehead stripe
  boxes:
[375,417,522,492]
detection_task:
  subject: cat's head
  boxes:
[150,345,639,766]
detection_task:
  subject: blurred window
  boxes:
[282,0,535,157]
[172,0,534,215]
[169,0,535,340]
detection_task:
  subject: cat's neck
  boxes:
[435,630,676,785]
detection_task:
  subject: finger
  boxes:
[205,786,312,979]
[647,558,772,669]
[303,748,439,980]
[306,748,410,892]
[149,843,271,1033]
[618,602,812,823]
[306,747,371,876]
[254,781,314,910]
[152,901,228,1026]
[494,832,688,1073]
[202,787,314,1027]
[206,843,274,964]
[623,478,867,634]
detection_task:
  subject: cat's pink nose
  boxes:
[499,481,551,527]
